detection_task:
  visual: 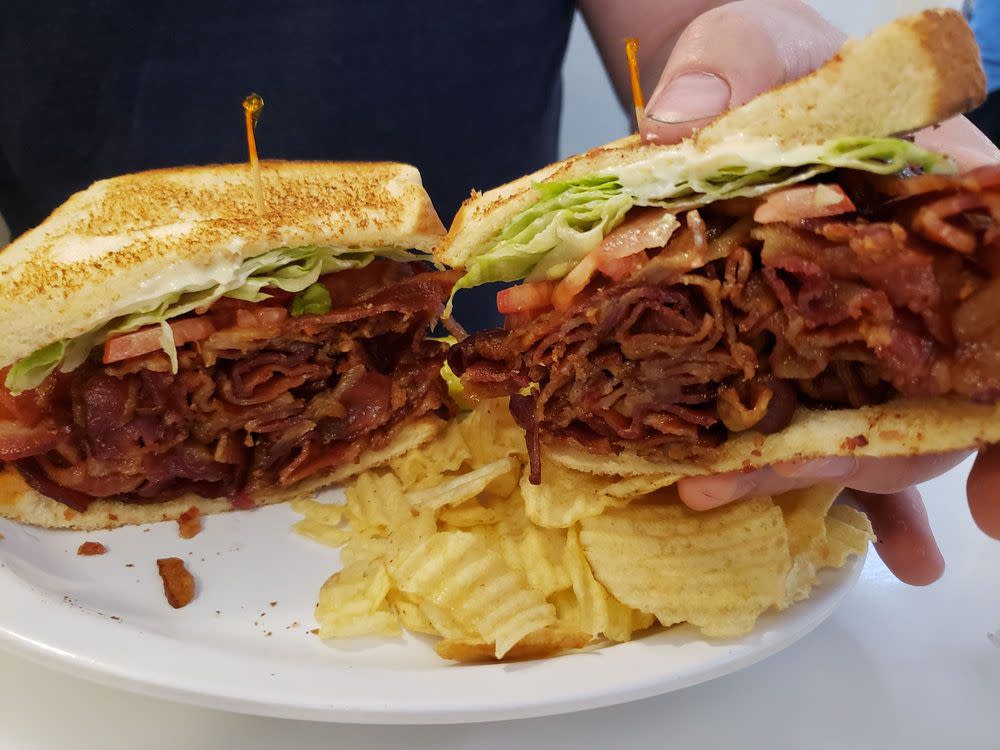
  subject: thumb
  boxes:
[641,0,845,144]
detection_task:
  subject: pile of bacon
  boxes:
[450,165,1000,482]
[0,261,459,510]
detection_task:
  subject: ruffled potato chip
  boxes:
[298,399,872,662]
[435,625,591,663]
[459,398,527,467]
[392,530,556,657]
[580,493,792,637]
[564,527,655,642]
[406,458,517,514]
[315,560,400,638]
[816,504,875,568]
[388,423,471,490]
[293,518,352,548]
[521,458,680,528]
[345,471,410,535]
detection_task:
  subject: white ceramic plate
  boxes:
[0,492,865,724]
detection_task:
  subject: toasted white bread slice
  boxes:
[0,416,443,530]
[546,398,1000,479]
[435,9,985,270]
[0,161,445,366]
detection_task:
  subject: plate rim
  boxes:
[0,543,866,725]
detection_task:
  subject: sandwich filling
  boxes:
[449,164,1000,482]
[0,260,458,510]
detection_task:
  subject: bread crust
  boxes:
[545,398,1000,478]
[0,416,442,530]
[0,161,445,365]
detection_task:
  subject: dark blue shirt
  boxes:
[0,2,574,328]
[970,0,1000,93]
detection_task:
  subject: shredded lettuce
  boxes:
[446,176,634,313]
[5,245,423,394]
[290,283,333,317]
[446,136,953,312]
[7,342,66,393]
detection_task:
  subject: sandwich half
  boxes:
[0,161,456,528]
[442,9,1000,483]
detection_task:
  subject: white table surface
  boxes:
[2,459,997,749]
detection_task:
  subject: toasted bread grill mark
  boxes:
[0,160,445,365]
[434,9,985,271]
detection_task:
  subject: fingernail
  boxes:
[646,72,731,124]
[773,456,858,480]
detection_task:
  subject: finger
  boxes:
[678,457,856,510]
[849,487,944,586]
[678,451,970,510]
[914,116,1000,172]
[967,444,1000,539]
[774,451,970,495]
[641,0,845,144]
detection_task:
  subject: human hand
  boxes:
[637,0,1000,584]
[677,451,1000,585]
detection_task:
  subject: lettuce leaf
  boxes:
[6,341,66,394]
[446,136,953,307]
[290,283,333,317]
[429,335,472,411]
[5,245,423,394]
[445,176,634,314]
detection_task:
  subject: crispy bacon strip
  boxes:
[452,166,1000,478]
[2,262,458,511]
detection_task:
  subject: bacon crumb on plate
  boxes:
[177,506,202,539]
[157,556,196,608]
[77,541,106,556]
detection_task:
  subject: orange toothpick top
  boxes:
[625,37,644,131]
[242,92,265,214]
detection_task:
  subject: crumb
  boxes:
[177,506,202,539]
[77,541,107,556]
[143,528,150,533]
[156,557,196,608]
[265,631,272,637]
[270,601,277,607]
[0,532,4,540]
[310,628,319,635]
[215,610,221,615]
[287,621,300,630]
[110,615,122,622]
[125,563,134,568]
[841,434,869,451]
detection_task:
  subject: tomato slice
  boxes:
[754,184,856,224]
[0,372,48,425]
[596,207,677,260]
[595,249,648,281]
[552,253,599,311]
[103,317,216,364]
[235,306,288,329]
[496,281,556,314]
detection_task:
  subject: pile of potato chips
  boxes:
[293,400,874,662]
